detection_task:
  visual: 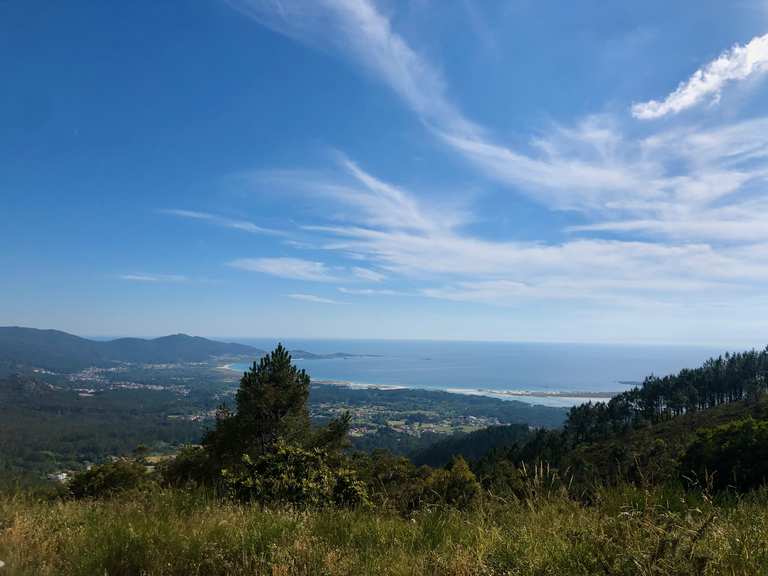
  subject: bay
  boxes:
[222,339,728,407]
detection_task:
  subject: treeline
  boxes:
[565,348,768,445]
[411,348,768,487]
[461,348,768,493]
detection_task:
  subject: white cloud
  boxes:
[338,287,403,296]
[225,0,651,215]
[225,0,768,315]
[262,160,768,309]
[228,0,768,226]
[352,266,386,282]
[118,273,189,283]
[437,119,661,213]
[226,0,480,138]
[558,117,768,240]
[632,32,768,119]
[161,209,283,235]
[253,155,462,232]
[422,276,739,307]
[228,257,339,282]
[288,293,339,304]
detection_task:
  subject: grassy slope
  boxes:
[2,487,768,575]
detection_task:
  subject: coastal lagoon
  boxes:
[226,340,728,407]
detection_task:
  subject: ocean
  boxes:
[224,339,729,407]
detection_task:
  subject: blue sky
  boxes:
[3,1,768,344]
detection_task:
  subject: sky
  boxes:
[2,1,768,345]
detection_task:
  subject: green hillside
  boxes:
[564,398,768,487]
[0,327,263,371]
[411,423,533,467]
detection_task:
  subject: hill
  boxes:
[397,396,768,491]
[462,397,768,495]
[0,373,202,477]
[411,423,532,467]
[563,397,768,486]
[0,327,263,372]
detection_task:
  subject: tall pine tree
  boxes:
[204,344,311,461]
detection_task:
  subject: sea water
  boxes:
[224,339,729,407]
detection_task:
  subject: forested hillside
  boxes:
[411,423,532,467]
[0,374,203,479]
[429,347,768,494]
[566,347,768,442]
[0,327,261,371]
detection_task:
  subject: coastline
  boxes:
[218,363,619,404]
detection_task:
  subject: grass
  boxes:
[2,485,768,575]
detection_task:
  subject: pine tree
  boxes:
[204,344,311,460]
[235,343,311,452]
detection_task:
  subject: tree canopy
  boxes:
[203,344,313,462]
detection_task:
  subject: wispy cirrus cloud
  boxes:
[256,159,768,308]
[225,0,768,314]
[225,1,630,215]
[253,155,463,232]
[118,273,189,283]
[338,287,404,296]
[288,293,339,304]
[160,209,283,235]
[225,0,480,139]
[226,256,389,285]
[228,257,340,282]
[352,267,386,282]
[632,32,768,119]
[225,0,768,221]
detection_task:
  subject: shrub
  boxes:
[423,456,481,510]
[159,445,217,488]
[68,460,150,499]
[682,417,768,491]
[354,451,481,513]
[332,467,371,508]
[223,442,368,508]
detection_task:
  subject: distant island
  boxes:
[281,350,380,361]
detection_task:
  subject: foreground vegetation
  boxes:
[4,344,768,574]
[3,485,768,575]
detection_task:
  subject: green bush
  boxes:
[332,466,371,508]
[353,451,481,513]
[68,460,150,499]
[159,445,217,488]
[423,456,481,510]
[223,442,369,508]
[682,417,768,491]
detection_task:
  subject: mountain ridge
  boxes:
[0,326,264,372]
[0,327,369,372]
